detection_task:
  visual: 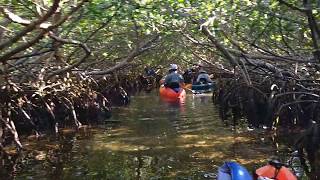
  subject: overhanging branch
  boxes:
[0,0,60,51]
[86,35,160,75]
[0,0,86,63]
[45,32,91,79]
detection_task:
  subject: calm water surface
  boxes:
[13,93,298,179]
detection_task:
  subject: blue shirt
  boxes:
[164,72,184,84]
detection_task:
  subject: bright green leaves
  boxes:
[270,34,282,42]
[270,1,279,9]
[3,0,313,71]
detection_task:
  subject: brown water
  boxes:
[4,93,304,179]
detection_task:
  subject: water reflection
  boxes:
[0,93,309,179]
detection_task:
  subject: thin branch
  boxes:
[278,19,296,56]
[45,32,91,79]
[0,0,60,51]
[182,31,309,63]
[201,26,238,67]
[66,9,117,62]
[252,16,275,45]
[87,35,160,75]
[276,0,306,12]
[9,49,54,60]
[276,100,319,116]
[201,24,250,85]
[0,0,86,63]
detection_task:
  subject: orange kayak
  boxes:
[159,86,186,102]
[255,164,297,180]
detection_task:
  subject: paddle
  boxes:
[183,85,195,93]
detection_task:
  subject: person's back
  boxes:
[196,70,212,84]
[163,64,184,89]
[183,69,193,84]
[165,71,184,87]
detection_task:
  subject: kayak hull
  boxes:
[191,82,215,94]
[159,86,186,102]
[192,82,214,90]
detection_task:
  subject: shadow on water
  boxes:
[0,92,312,179]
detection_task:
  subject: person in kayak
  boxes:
[195,69,212,84]
[183,68,192,84]
[163,64,184,91]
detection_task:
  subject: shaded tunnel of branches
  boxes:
[2,0,320,179]
[0,0,162,153]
